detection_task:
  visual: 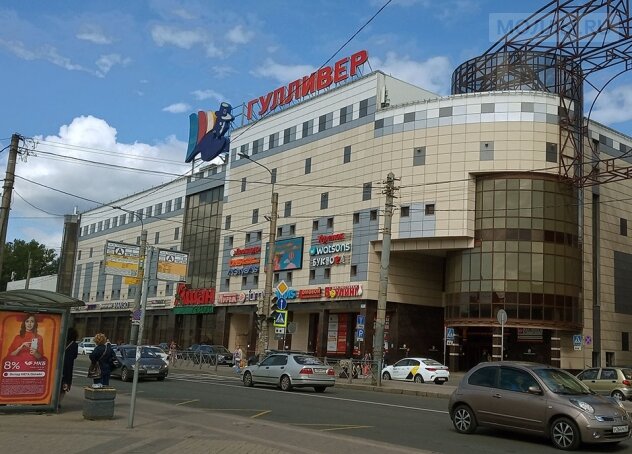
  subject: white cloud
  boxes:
[96,54,131,77]
[151,25,206,49]
[372,52,452,95]
[13,116,191,248]
[252,59,316,85]
[212,66,236,79]
[162,102,191,113]
[588,85,632,125]
[0,39,91,74]
[172,9,196,20]
[192,89,224,102]
[76,25,112,45]
[227,25,254,44]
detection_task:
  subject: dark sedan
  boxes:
[111,345,169,382]
[191,345,234,365]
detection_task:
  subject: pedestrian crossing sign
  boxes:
[273,310,288,327]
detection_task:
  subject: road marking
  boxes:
[292,423,373,432]
[320,425,372,432]
[175,399,199,406]
[251,410,271,419]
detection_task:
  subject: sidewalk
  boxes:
[0,385,435,454]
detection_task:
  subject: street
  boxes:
[71,356,630,453]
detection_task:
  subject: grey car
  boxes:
[242,353,335,392]
[449,361,630,450]
[577,367,632,401]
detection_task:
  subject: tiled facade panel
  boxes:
[351,209,380,282]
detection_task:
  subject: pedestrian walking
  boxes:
[169,340,177,363]
[233,344,243,374]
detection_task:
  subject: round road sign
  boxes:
[497,309,507,325]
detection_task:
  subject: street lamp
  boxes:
[237,152,278,359]
[113,205,147,346]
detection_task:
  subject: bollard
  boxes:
[83,386,116,420]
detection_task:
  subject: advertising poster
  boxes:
[266,237,304,271]
[327,315,338,353]
[337,314,348,353]
[0,311,61,405]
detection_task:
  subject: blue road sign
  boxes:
[356,328,365,340]
[273,310,288,327]
[356,314,365,326]
[573,334,582,346]
[447,327,455,339]
[277,297,288,310]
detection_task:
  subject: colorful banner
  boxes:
[0,311,62,405]
[266,237,304,271]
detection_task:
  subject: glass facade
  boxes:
[445,174,582,330]
[182,186,224,289]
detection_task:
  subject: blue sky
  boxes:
[1,0,632,254]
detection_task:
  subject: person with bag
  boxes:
[88,333,115,388]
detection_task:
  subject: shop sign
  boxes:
[324,284,362,298]
[229,257,260,267]
[98,301,130,310]
[175,283,215,306]
[246,50,368,120]
[228,265,260,276]
[216,289,263,306]
[297,288,323,299]
[231,246,261,256]
[517,328,543,342]
[310,232,350,267]
[174,305,214,315]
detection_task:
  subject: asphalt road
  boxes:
[73,356,629,454]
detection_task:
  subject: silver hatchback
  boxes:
[242,353,335,393]
[449,361,631,450]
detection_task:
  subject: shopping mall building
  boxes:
[70,50,632,371]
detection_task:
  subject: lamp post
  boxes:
[238,153,278,359]
[113,206,147,346]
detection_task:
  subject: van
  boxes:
[81,336,94,344]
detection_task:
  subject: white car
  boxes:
[145,346,169,364]
[78,342,96,355]
[381,357,450,384]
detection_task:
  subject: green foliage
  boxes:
[1,239,59,290]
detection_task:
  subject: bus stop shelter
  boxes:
[0,289,84,412]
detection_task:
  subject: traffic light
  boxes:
[255,314,266,332]
[270,295,278,311]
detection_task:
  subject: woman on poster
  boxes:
[8,313,44,360]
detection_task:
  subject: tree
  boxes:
[1,239,59,291]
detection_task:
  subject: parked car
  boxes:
[449,361,631,450]
[242,352,335,392]
[80,337,94,344]
[576,367,632,401]
[381,357,449,384]
[191,345,233,365]
[111,345,169,382]
[78,342,96,355]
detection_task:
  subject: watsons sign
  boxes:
[309,232,350,267]
[246,50,368,121]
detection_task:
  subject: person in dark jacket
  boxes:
[59,327,78,408]
[89,332,115,388]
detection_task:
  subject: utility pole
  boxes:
[129,229,147,345]
[25,254,32,289]
[373,172,396,386]
[128,246,153,428]
[258,191,278,358]
[0,133,21,286]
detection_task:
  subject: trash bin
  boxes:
[83,386,116,420]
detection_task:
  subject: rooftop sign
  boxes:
[246,50,368,121]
